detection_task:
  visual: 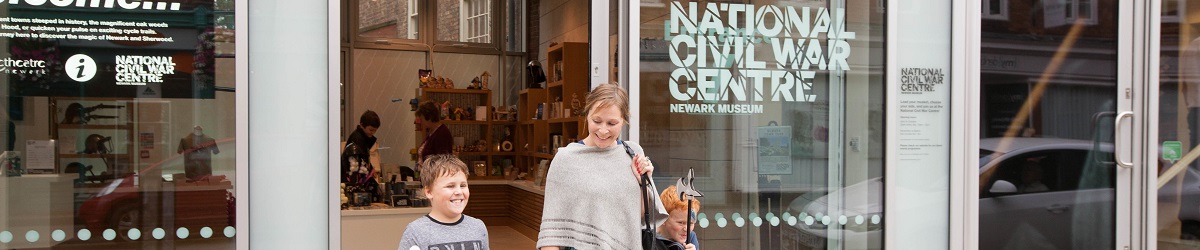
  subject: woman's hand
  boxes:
[632,154,654,181]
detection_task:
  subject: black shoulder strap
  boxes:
[626,140,656,231]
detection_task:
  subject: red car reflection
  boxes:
[76,138,235,241]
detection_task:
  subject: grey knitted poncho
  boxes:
[536,141,668,250]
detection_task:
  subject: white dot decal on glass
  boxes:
[25,230,39,243]
[200,227,213,238]
[716,215,727,228]
[177,227,190,239]
[152,228,166,240]
[0,231,11,243]
[766,212,776,221]
[128,228,142,240]
[52,230,65,242]
[733,213,745,228]
[804,216,814,225]
[871,215,882,225]
[821,216,831,225]
[770,216,780,226]
[699,218,710,229]
[782,212,792,221]
[77,229,91,241]
[224,226,236,238]
[103,229,116,241]
[750,212,761,227]
[815,212,824,220]
[839,215,848,225]
[855,215,865,225]
[788,216,798,226]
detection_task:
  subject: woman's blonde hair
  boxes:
[660,185,700,214]
[583,83,629,123]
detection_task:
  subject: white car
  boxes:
[786,137,1140,249]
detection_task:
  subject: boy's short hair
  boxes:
[420,154,469,188]
[359,110,380,128]
[660,185,700,214]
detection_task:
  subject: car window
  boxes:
[983,149,1114,198]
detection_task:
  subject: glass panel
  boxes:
[1158,0,1200,248]
[978,1,1116,249]
[359,0,418,40]
[639,0,884,249]
[506,0,526,52]
[1,1,237,249]
[439,0,493,44]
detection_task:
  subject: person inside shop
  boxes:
[536,83,667,250]
[656,185,699,250]
[416,101,453,167]
[1019,158,1049,193]
[398,154,489,250]
[341,110,380,184]
[178,125,219,180]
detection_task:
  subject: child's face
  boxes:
[425,171,470,217]
[659,208,694,244]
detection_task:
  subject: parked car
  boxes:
[784,137,1171,249]
[77,138,235,241]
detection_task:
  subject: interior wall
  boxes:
[537,0,590,68]
[349,49,424,169]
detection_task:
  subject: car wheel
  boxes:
[108,204,140,241]
[1182,220,1200,241]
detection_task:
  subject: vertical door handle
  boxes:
[1114,111,1134,168]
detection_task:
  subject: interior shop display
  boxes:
[417,87,514,180]
[515,42,589,178]
[527,60,546,89]
[178,126,219,180]
[1,151,21,177]
[60,102,125,124]
[53,97,133,179]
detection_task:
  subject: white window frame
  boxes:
[460,0,491,43]
[1065,0,1099,25]
[1163,0,1183,23]
[982,0,1008,20]
[408,0,419,39]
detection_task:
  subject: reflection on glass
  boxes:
[506,0,525,51]
[978,1,1117,250]
[1,0,237,249]
[1159,0,1200,248]
[359,0,419,40]
[639,0,883,249]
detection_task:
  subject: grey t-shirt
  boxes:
[398,214,490,250]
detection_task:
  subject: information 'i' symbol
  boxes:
[65,54,96,82]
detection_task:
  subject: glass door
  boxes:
[976,0,1137,249]
[1156,0,1200,249]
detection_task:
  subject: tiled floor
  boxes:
[489,226,536,250]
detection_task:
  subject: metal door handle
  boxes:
[1046,204,1070,214]
[1115,111,1134,168]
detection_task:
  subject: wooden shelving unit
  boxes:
[516,42,590,179]
[417,88,515,180]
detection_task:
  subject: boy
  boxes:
[398,154,489,250]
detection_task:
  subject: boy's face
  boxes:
[361,125,378,138]
[659,208,694,244]
[425,171,470,217]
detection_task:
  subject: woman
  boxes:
[416,101,453,167]
[537,83,667,250]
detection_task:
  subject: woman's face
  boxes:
[586,105,625,148]
[659,208,694,244]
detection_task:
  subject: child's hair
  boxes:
[420,154,469,188]
[584,83,629,122]
[660,185,701,214]
[359,110,380,128]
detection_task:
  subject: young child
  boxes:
[398,154,489,250]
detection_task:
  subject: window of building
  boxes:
[462,0,491,43]
[1164,0,1183,23]
[983,0,1008,20]
[408,0,419,39]
[1065,0,1098,25]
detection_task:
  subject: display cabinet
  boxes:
[50,97,133,182]
[417,88,511,179]
[515,42,589,181]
